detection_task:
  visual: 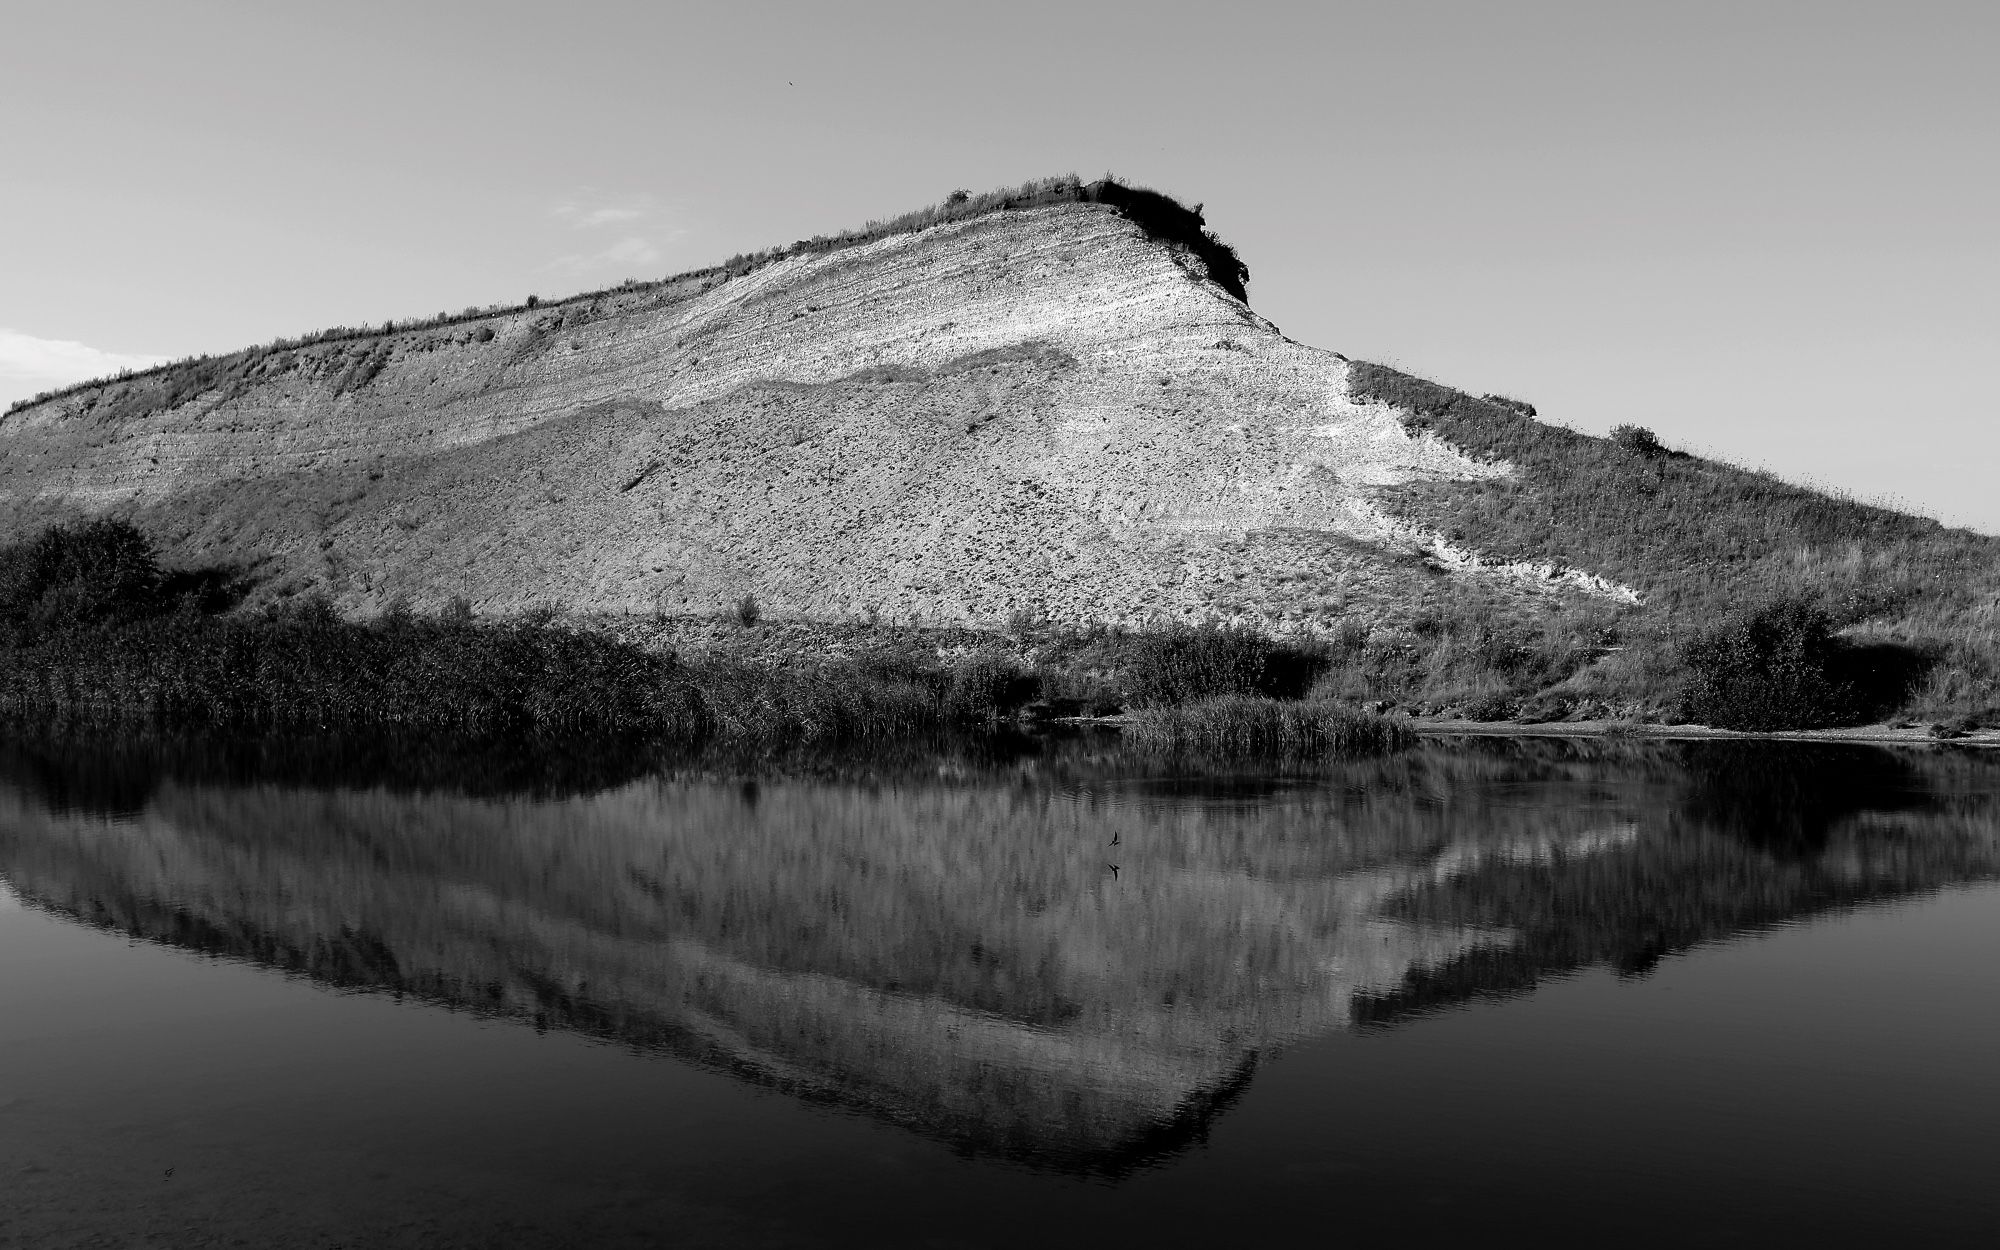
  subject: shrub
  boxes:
[1678,598,1857,730]
[1610,424,1665,458]
[734,593,762,627]
[945,651,1038,720]
[1462,690,1519,721]
[377,594,414,630]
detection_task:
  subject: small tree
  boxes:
[0,518,162,633]
[1679,597,1856,730]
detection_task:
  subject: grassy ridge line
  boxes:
[3,174,1245,418]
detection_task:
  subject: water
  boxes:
[2,734,1997,1247]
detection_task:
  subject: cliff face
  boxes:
[0,200,1620,626]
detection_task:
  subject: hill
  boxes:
[2,176,1994,725]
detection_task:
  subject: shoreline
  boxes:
[1414,719,2000,747]
[1054,713,2000,748]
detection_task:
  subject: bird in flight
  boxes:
[1110,831,1120,846]
[1107,863,1120,880]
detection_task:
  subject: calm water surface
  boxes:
[2,735,1997,1248]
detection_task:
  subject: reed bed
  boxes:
[1122,696,1414,758]
[0,615,703,734]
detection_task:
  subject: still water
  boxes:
[2,733,1997,1248]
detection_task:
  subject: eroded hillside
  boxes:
[0,184,1623,630]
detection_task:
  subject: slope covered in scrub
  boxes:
[1346,363,2000,723]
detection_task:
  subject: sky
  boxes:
[3,0,1995,530]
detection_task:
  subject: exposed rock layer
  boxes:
[0,203,1624,625]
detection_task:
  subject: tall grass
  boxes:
[0,612,702,734]
[0,521,1037,743]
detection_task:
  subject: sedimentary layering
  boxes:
[0,200,1630,627]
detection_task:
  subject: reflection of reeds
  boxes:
[3,739,1996,1171]
[0,749,1585,1167]
[1123,696,1414,757]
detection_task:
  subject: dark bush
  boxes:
[0,518,163,635]
[945,651,1039,720]
[1678,598,1858,730]
[734,593,761,627]
[1463,690,1519,721]
[1610,424,1665,458]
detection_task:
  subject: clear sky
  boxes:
[3,0,1994,530]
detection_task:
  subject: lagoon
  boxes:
[2,735,1997,1247]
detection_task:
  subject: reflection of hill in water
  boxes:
[1,736,1996,1174]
